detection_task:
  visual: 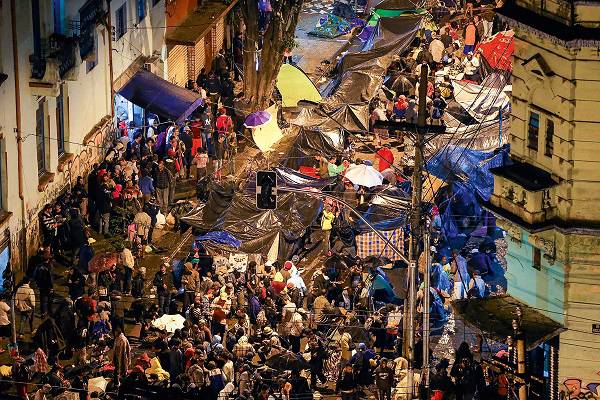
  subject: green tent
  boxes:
[276,64,322,108]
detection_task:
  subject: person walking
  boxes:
[33,251,53,318]
[15,278,35,337]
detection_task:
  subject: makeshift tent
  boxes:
[276,64,322,108]
[427,145,510,201]
[281,127,345,170]
[182,186,323,258]
[325,15,422,107]
[356,228,404,259]
[308,13,352,38]
[475,30,514,72]
[118,69,204,123]
[246,167,337,192]
[452,80,510,123]
[252,105,284,152]
[293,103,370,132]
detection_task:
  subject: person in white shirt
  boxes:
[15,278,35,337]
[147,119,158,140]
[288,308,306,352]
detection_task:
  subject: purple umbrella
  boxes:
[244,111,272,128]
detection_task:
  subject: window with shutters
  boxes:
[36,99,48,175]
[116,3,127,39]
[57,84,66,156]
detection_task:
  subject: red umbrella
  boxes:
[89,252,118,273]
[475,30,514,72]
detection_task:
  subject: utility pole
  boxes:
[514,307,527,400]
[421,228,431,398]
[405,62,429,400]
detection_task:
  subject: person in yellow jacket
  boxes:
[321,204,337,256]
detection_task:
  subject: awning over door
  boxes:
[117,69,204,123]
[453,294,565,350]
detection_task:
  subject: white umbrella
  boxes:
[344,164,384,188]
[152,314,186,333]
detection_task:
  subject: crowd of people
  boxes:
[0,2,512,400]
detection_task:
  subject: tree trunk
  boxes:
[240,0,304,112]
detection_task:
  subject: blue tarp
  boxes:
[195,231,241,248]
[118,69,204,123]
[427,145,510,201]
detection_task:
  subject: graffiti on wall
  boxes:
[11,117,113,265]
[561,375,600,399]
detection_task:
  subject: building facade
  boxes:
[0,0,169,272]
[164,0,238,88]
[489,0,600,398]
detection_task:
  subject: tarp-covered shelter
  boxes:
[252,105,284,152]
[452,81,510,123]
[374,0,424,10]
[245,167,337,192]
[281,127,345,170]
[453,294,565,350]
[181,182,323,257]
[427,145,510,201]
[276,64,322,108]
[475,30,514,72]
[308,13,353,38]
[118,69,204,123]
[292,103,370,132]
[324,15,422,107]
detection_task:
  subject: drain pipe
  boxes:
[11,0,27,349]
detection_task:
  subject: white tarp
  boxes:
[252,105,283,152]
[152,314,185,333]
[452,81,510,123]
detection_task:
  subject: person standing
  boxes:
[15,278,35,337]
[155,160,173,213]
[139,172,155,204]
[0,296,12,353]
[121,244,135,295]
[320,204,337,256]
[112,325,131,386]
[288,308,306,353]
[192,148,209,180]
[464,20,477,54]
[336,363,358,400]
[233,32,244,81]
[153,262,173,316]
[67,266,86,301]
[180,126,194,179]
[33,250,53,318]
[374,358,394,400]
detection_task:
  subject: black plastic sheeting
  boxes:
[181,187,323,256]
[324,15,422,107]
[246,167,338,192]
[294,104,370,133]
[282,127,346,170]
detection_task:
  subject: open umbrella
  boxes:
[266,351,310,371]
[88,252,118,273]
[244,111,272,128]
[344,164,384,188]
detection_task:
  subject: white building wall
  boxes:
[0,0,114,268]
[111,0,166,83]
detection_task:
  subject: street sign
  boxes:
[256,170,277,210]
